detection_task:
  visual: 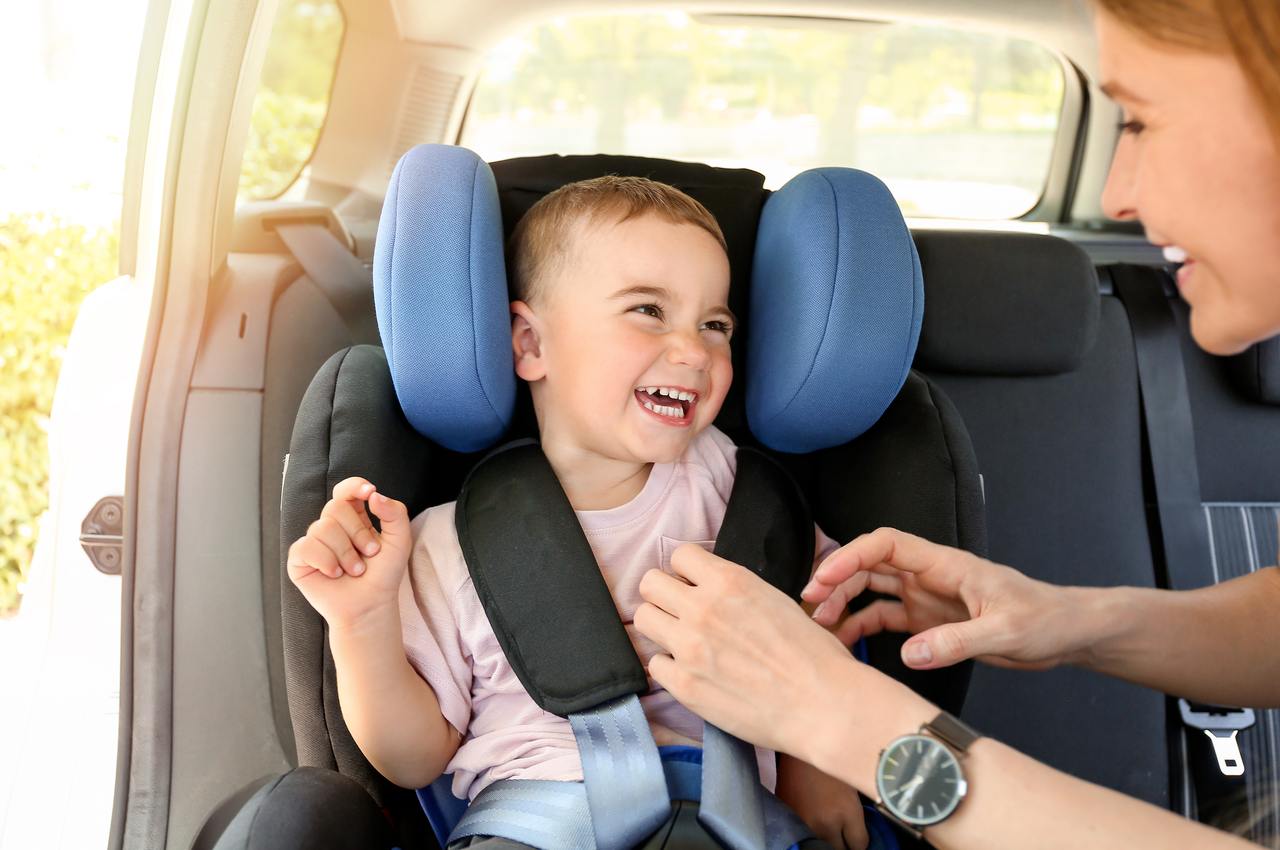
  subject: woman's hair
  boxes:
[1095,0,1280,144]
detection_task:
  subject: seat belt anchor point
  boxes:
[1203,730,1246,777]
[1178,698,1256,778]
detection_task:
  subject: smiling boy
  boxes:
[287,176,870,849]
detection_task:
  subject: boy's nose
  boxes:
[667,331,711,370]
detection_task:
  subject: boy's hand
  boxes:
[776,754,869,850]
[286,477,413,630]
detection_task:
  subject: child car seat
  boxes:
[197,146,984,850]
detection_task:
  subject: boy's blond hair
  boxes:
[508,175,728,304]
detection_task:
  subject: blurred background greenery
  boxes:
[0,217,118,613]
[0,0,339,615]
[464,14,1065,218]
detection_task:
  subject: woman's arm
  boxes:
[808,528,1280,707]
[1076,567,1280,706]
[635,545,1257,850]
[809,663,1256,850]
[330,607,462,789]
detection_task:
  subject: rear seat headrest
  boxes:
[374,145,922,454]
[1230,335,1280,405]
[913,231,1100,376]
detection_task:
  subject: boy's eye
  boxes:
[631,303,664,319]
[701,320,733,337]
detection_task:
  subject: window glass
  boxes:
[237,0,343,202]
[462,14,1065,219]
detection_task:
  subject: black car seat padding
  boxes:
[456,441,814,716]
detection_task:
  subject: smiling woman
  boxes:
[632,2,1280,849]
[1096,0,1280,356]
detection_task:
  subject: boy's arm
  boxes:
[776,754,869,850]
[287,479,465,789]
[330,605,462,789]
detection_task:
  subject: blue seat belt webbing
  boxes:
[569,695,672,850]
[447,746,835,850]
[700,723,767,847]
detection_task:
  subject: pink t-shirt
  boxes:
[397,426,839,802]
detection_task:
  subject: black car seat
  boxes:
[198,147,985,850]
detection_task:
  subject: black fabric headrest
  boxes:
[913,231,1100,376]
[1230,335,1280,405]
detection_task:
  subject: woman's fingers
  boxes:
[638,568,694,618]
[321,498,380,558]
[811,570,903,625]
[903,618,1004,669]
[806,528,955,597]
[634,601,681,656]
[666,542,725,587]
[832,599,910,646]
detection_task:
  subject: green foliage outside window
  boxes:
[0,215,118,615]
[238,0,344,200]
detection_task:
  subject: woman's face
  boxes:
[1098,9,1280,355]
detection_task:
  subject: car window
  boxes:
[237,0,344,202]
[461,13,1065,219]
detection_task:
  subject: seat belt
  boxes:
[1109,264,1256,823]
[451,440,819,849]
[273,220,380,343]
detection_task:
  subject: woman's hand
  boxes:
[635,543,873,757]
[804,527,1089,671]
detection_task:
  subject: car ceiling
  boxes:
[389,0,1099,77]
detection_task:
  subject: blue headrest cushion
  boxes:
[746,169,923,453]
[375,148,921,455]
[373,145,515,452]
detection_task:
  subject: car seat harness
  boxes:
[448,439,816,850]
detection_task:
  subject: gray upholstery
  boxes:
[923,297,1168,806]
[1177,301,1280,502]
[1228,336,1280,407]
[913,231,1100,376]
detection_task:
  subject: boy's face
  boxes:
[512,212,734,466]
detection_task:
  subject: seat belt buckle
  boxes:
[1178,699,1255,777]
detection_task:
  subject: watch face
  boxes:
[876,734,967,827]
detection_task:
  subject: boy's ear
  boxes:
[510,300,546,381]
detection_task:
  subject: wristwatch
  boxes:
[874,711,979,837]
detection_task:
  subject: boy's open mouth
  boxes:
[634,385,698,424]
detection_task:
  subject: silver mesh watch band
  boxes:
[923,711,980,753]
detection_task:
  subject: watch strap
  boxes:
[924,711,980,753]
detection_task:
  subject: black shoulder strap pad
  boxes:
[716,446,814,601]
[455,441,815,717]
[455,441,648,717]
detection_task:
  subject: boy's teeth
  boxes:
[640,386,696,401]
[642,400,683,419]
[1163,245,1189,264]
